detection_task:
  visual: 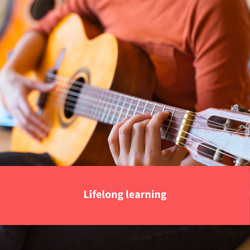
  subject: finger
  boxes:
[13,109,43,141]
[161,147,172,159]
[119,113,151,155]
[162,145,188,166]
[108,118,129,163]
[18,97,49,134]
[17,105,48,140]
[25,78,55,92]
[170,145,188,164]
[130,119,150,155]
[145,111,169,156]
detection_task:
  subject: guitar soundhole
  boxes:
[31,0,55,20]
[64,77,85,119]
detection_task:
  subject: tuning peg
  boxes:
[230,104,250,114]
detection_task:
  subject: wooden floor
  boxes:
[0,126,11,152]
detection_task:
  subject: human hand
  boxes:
[108,112,187,166]
[0,68,55,141]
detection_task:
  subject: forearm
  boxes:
[2,31,47,74]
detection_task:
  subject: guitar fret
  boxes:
[142,101,148,114]
[106,92,115,122]
[75,87,83,115]
[74,84,186,145]
[92,88,100,119]
[126,98,134,118]
[111,94,122,124]
[104,93,114,124]
[164,108,176,139]
[100,92,110,122]
[99,90,107,120]
[117,96,127,124]
[159,105,167,137]
[77,85,90,116]
[79,90,117,121]
[133,100,140,116]
[151,102,156,115]
[86,87,96,118]
[93,89,104,120]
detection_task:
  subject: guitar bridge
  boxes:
[176,110,195,146]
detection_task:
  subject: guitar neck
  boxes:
[74,84,187,144]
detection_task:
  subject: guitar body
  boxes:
[11,14,156,166]
[0,0,63,69]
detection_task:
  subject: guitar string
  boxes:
[64,90,250,162]
[36,75,249,161]
[37,0,44,20]
[50,72,250,132]
[175,141,240,165]
[39,96,236,165]
[34,0,53,21]
[47,78,229,131]
[46,72,231,129]
[57,102,240,163]
[41,88,242,163]
[46,83,249,136]
[38,79,249,137]
[49,73,250,134]
[33,0,39,20]
[37,0,42,18]
[46,90,248,136]
[44,89,228,134]
[70,96,245,161]
[40,0,50,19]
[47,72,226,129]
[40,91,244,162]
[167,131,238,162]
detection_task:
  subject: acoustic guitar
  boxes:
[0,0,64,69]
[11,14,250,166]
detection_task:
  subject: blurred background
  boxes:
[0,0,12,153]
[0,0,14,127]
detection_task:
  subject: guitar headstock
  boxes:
[186,105,250,166]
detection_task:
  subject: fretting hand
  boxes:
[108,112,187,166]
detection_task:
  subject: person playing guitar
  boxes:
[0,0,250,249]
[1,0,250,166]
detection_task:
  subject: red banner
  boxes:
[0,166,249,225]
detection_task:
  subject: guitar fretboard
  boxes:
[74,84,187,144]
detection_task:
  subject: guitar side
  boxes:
[11,14,156,166]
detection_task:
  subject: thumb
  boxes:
[26,79,55,92]
[162,145,188,165]
[162,148,172,158]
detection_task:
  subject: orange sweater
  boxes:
[33,0,250,111]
